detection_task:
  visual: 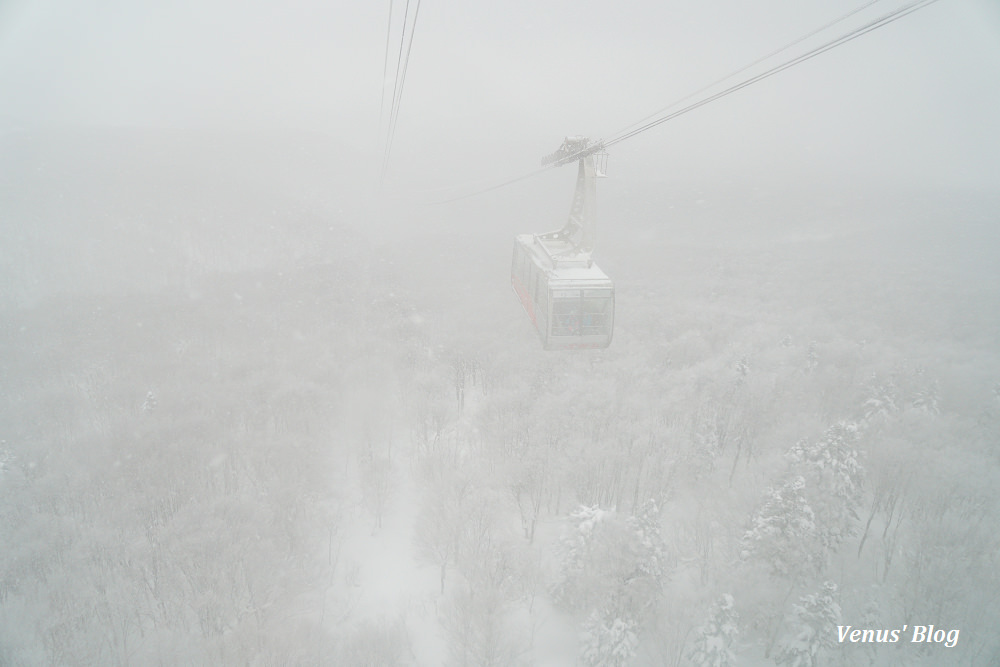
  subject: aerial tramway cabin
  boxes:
[511,137,615,350]
[512,234,614,350]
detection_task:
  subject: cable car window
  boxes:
[552,289,580,299]
[551,298,581,336]
[581,296,611,335]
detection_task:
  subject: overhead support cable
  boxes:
[379,0,422,190]
[386,0,422,172]
[430,0,941,204]
[606,0,884,141]
[605,0,941,148]
[379,0,411,188]
[378,0,395,133]
[430,166,556,204]
[387,0,410,134]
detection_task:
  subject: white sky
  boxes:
[1,0,999,193]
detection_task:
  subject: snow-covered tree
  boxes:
[909,367,940,414]
[734,356,750,386]
[774,582,841,667]
[553,500,667,615]
[414,471,470,594]
[805,341,819,373]
[580,611,638,667]
[740,477,820,580]
[442,550,526,667]
[0,445,11,479]
[688,594,740,667]
[554,500,667,664]
[862,373,899,424]
[786,421,864,552]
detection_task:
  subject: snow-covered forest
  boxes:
[1,126,998,665]
[3,0,1000,664]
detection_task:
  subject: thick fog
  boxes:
[2,0,999,665]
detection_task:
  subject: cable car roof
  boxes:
[516,234,611,283]
[549,266,612,284]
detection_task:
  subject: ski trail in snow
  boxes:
[342,442,445,665]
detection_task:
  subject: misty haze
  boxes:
[1,0,999,665]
